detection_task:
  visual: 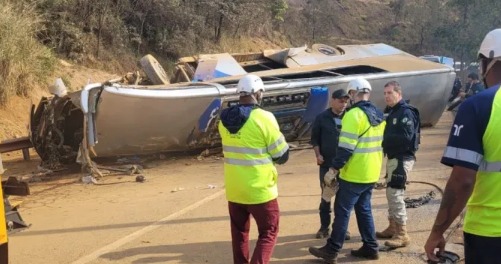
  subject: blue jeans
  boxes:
[327,178,378,253]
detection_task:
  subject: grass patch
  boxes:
[59,75,73,92]
[0,1,56,104]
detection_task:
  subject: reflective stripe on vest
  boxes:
[340,131,358,139]
[443,146,483,165]
[354,146,383,153]
[443,146,501,172]
[267,136,288,159]
[222,135,287,165]
[339,136,383,151]
[359,136,384,143]
[223,145,267,155]
[224,157,273,166]
[479,161,501,172]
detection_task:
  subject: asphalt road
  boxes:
[5,112,463,264]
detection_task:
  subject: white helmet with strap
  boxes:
[478,28,501,80]
[347,77,372,93]
[236,74,265,95]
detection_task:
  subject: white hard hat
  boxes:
[478,28,501,78]
[347,77,372,93]
[236,74,265,94]
[478,29,501,59]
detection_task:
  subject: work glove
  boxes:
[324,169,337,188]
[322,181,337,201]
[388,160,407,189]
[322,184,336,202]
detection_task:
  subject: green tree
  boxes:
[271,0,288,23]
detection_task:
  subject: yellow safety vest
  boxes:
[338,107,385,183]
[464,87,501,237]
[218,108,289,204]
[0,178,7,245]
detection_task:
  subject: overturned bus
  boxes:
[30,43,455,172]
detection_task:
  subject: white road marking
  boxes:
[73,150,305,264]
[71,189,225,264]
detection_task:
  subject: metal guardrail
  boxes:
[0,137,32,160]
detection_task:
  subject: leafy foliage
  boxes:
[27,0,501,66]
[0,0,55,104]
[1,0,501,104]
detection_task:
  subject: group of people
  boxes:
[217,28,501,264]
[308,78,420,263]
[448,72,486,115]
[217,74,420,264]
[449,72,485,102]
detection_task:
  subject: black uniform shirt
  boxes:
[311,108,344,168]
[382,100,420,160]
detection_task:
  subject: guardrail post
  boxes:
[22,149,30,161]
[0,154,4,174]
[0,137,33,161]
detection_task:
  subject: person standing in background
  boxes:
[310,89,351,240]
[309,78,385,263]
[377,81,420,248]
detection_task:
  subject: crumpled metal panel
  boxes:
[91,87,220,157]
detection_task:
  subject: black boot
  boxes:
[309,245,338,264]
[345,230,351,241]
[315,227,330,239]
[350,245,379,260]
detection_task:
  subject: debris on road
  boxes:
[96,164,143,175]
[135,175,145,183]
[405,191,436,208]
[81,175,98,184]
[171,187,185,193]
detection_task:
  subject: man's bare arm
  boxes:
[313,146,324,165]
[431,165,476,235]
[313,146,322,157]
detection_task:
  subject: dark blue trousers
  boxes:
[327,178,378,253]
[464,232,501,264]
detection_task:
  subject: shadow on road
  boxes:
[98,233,381,263]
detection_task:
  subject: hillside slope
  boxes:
[285,0,395,45]
[0,37,285,142]
[0,60,118,141]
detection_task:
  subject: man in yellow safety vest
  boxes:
[425,28,501,264]
[219,74,289,264]
[309,77,385,263]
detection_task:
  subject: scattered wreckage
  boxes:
[30,43,455,174]
[2,176,30,233]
